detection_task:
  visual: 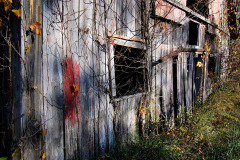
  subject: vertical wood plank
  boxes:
[42,0,65,159]
[106,0,116,152]
[62,0,83,159]
[188,53,194,113]
[128,97,136,142]
[79,0,94,158]
[96,0,107,155]
[151,22,157,126]
[22,0,43,159]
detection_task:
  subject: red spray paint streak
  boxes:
[64,57,81,125]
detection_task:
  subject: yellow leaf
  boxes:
[36,28,41,35]
[42,153,46,159]
[1,0,12,3]
[25,45,31,53]
[34,21,41,27]
[12,9,21,18]
[139,105,146,115]
[43,129,47,136]
[73,83,80,92]
[30,25,35,31]
[143,109,146,114]
[140,108,146,114]
[196,61,203,67]
[4,3,11,11]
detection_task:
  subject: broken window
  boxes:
[187,0,209,17]
[114,45,147,97]
[188,21,199,45]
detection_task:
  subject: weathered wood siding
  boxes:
[21,0,43,159]
[13,0,230,159]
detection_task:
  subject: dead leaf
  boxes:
[34,21,41,27]
[30,25,35,31]
[140,107,146,115]
[85,27,89,34]
[73,83,80,92]
[43,129,47,136]
[4,1,12,11]
[12,9,21,18]
[30,85,38,90]
[71,83,80,96]
[36,28,41,35]
[163,24,168,30]
[139,104,146,115]
[25,45,31,53]
[42,153,46,159]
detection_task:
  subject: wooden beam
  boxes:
[152,47,205,66]
[151,13,183,26]
[111,38,146,49]
[108,33,146,43]
[163,0,228,35]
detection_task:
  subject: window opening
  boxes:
[188,21,199,45]
[114,45,147,97]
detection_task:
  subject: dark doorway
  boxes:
[194,55,203,99]
[173,57,178,119]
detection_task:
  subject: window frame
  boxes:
[108,38,148,99]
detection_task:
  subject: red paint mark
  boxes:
[64,57,81,125]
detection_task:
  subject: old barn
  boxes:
[0,0,230,159]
